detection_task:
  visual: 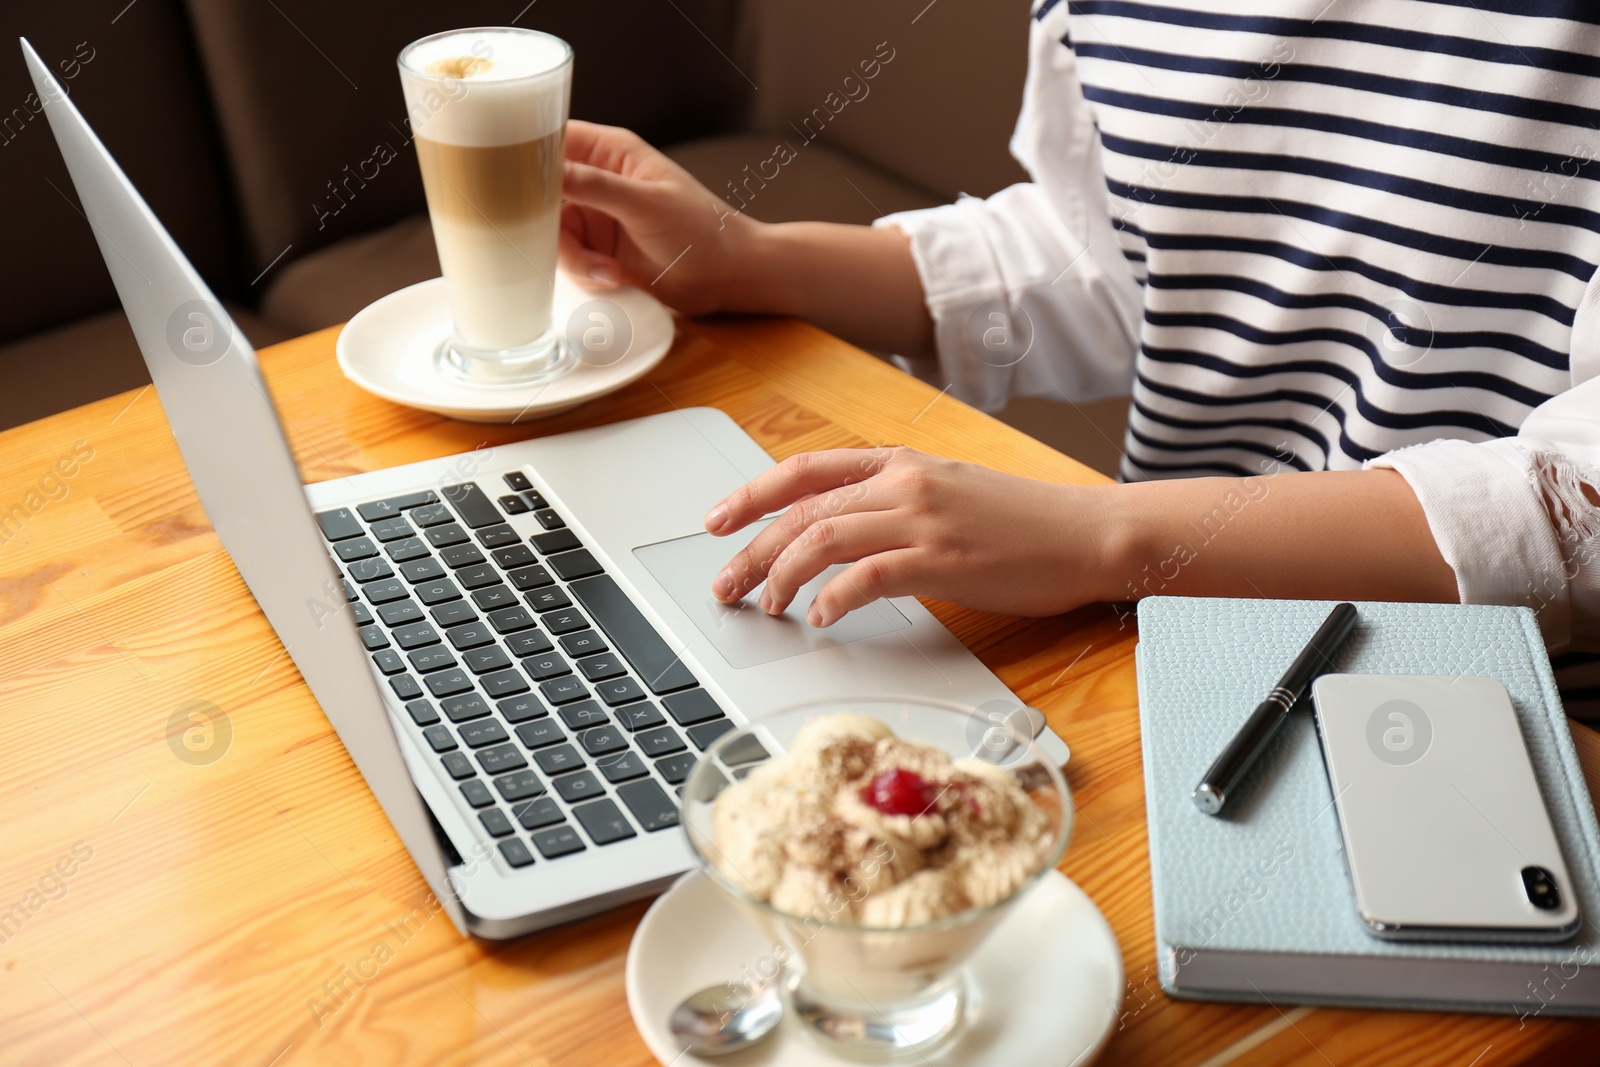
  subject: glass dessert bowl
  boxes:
[681,696,1073,1060]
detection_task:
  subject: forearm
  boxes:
[726,220,934,359]
[1097,468,1458,605]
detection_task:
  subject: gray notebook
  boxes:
[1136,596,1600,1018]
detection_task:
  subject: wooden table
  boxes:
[1,315,1596,1066]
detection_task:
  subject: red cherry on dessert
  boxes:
[861,768,936,816]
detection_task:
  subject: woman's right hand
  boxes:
[559,120,757,316]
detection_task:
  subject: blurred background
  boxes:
[0,0,1128,474]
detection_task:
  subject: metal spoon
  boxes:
[668,977,783,1056]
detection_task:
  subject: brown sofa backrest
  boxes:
[0,0,238,344]
[182,0,750,275]
[746,0,1032,202]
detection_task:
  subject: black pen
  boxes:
[1192,602,1359,816]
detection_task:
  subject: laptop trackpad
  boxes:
[633,522,911,669]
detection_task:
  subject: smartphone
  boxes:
[1311,673,1580,942]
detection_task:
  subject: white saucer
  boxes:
[336,274,676,423]
[626,870,1122,1067]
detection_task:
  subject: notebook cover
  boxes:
[1136,597,1600,1017]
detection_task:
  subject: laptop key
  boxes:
[358,624,389,651]
[521,491,549,509]
[570,575,698,694]
[477,743,528,775]
[615,703,666,732]
[372,649,405,675]
[432,602,480,629]
[533,744,583,775]
[558,701,609,730]
[663,690,725,726]
[423,725,457,752]
[503,471,533,492]
[358,491,437,522]
[654,752,697,785]
[462,645,511,675]
[596,750,649,783]
[369,515,415,542]
[521,647,572,680]
[636,726,686,758]
[573,798,636,845]
[561,630,608,658]
[720,734,771,765]
[616,779,681,832]
[498,493,531,515]
[540,676,589,705]
[580,724,628,757]
[341,579,359,601]
[425,669,474,697]
[440,752,475,780]
[335,535,378,562]
[315,508,363,541]
[454,564,499,590]
[548,549,603,581]
[378,599,423,626]
[498,695,547,724]
[555,771,605,805]
[363,578,408,603]
[498,837,536,867]
[481,668,531,698]
[495,769,546,801]
[471,584,518,611]
[596,676,646,706]
[506,631,556,659]
[492,545,536,570]
[532,529,580,555]
[389,674,423,700]
[414,579,461,606]
[688,719,736,751]
[539,608,590,635]
[349,558,394,584]
[577,652,624,680]
[440,543,487,569]
[406,699,439,726]
[509,564,554,591]
[385,537,430,563]
[535,508,567,531]
[392,620,441,650]
[399,556,446,583]
[409,502,453,527]
[424,523,469,548]
[351,602,375,626]
[488,606,536,634]
[516,719,565,749]
[525,586,572,612]
[531,825,585,859]
[460,779,494,807]
[459,719,509,749]
[478,808,514,837]
[441,694,490,723]
[513,795,563,830]
[443,482,503,529]
[477,524,521,549]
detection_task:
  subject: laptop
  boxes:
[24,38,1071,938]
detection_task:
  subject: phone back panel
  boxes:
[1312,674,1579,938]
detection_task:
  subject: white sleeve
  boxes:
[1369,283,1600,651]
[872,4,1142,412]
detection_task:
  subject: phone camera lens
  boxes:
[1521,865,1562,911]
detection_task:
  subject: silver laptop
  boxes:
[25,38,1069,938]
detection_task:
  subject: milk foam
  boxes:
[399,29,570,146]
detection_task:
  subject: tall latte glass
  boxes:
[398,28,574,387]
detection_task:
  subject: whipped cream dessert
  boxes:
[711,713,1055,927]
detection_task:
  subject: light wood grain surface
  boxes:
[0,314,1596,1066]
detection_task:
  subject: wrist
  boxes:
[716,214,787,316]
[1082,482,1146,604]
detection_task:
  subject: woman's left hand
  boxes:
[703,447,1118,626]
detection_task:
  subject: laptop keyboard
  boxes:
[315,472,758,871]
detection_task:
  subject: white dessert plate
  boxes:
[336,274,676,423]
[626,869,1123,1067]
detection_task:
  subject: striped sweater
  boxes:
[881,0,1600,651]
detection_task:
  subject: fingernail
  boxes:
[712,569,733,599]
[705,503,729,532]
[807,604,823,627]
[589,263,618,285]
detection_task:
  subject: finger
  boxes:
[563,120,646,170]
[558,225,620,288]
[807,550,922,628]
[705,448,897,536]
[712,486,892,603]
[760,511,910,616]
[562,159,655,226]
